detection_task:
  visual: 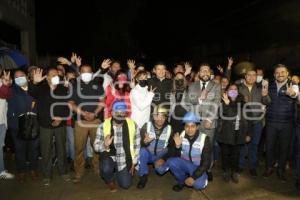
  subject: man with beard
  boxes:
[185,63,221,181]
[94,100,140,192]
[263,64,298,182]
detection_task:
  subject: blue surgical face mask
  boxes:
[14,76,27,87]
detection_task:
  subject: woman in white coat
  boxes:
[130,70,156,128]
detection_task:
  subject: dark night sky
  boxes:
[35,0,300,64]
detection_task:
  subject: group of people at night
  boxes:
[0,53,300,192]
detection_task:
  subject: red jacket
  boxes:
[105,85,131,119]
[0,84,12,99]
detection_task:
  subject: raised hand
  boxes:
[149,86,156,93]
[173,132,183,148]
[184,62,192,76]
[227,57,234,69]
[101,59,112,70]
[70,52,77,63]
[222,92,230,105]
[154,159,165,168]
[261,80,269,97]
[144,133,154,144]
[57,57,71,66]
[75,56,82,67]
[1,70,12,86]
[127,59,136,71]
[286,83,296,97]
[104,135,114,148]
[33,68,46,84]
[185,177,195,187]
[217,65,224,74]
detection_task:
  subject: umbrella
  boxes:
[0,47,28,69]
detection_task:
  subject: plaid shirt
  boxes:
[94,121,140,171]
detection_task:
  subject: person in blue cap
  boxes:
[167,112,212,192]
[136,104,175,189]
[94,100,140,192]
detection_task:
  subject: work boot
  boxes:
[137,175,148,189]
[172,184,184,192]
[107,182,117,192]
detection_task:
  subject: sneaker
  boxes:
[62,174,71,182]
[107,182,117,192]
[231,172,239,184]
[223,172,230,183]
[42,178,50,187]
[172,184,184,192]
[137,175,148,189]
[0,170,14,180]
[249,169,258,177]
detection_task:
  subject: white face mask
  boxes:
[14,76,27,87]
[51,76,60,86]
[81,73,93,83]
[256,75,263,83]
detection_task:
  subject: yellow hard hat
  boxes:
[153,104,169,115]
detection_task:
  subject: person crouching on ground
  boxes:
[94,100,140,192]
[167,112,211,192]
[137,104,175,189]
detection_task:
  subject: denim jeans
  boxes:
[138,147,169,176]
[100,156,132,189]
[239,121,263,169]
[66,126,75,160]
[0,124,6,172]
[167,157,208,190]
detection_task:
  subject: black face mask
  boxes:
[113,115,126,124]
[139,80,148,87]
[175,79,184,88]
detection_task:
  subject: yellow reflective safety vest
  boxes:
[103,118,137,159]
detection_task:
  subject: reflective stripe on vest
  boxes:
[146,122,172,154]
[180,131,206,166]
[103,118,136,158]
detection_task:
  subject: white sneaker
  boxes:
[0,170,15,179]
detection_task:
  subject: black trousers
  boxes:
[40,126,67,178]
[219,143,242,173]
[266,122,293,172]
[10,128,39,173]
